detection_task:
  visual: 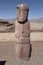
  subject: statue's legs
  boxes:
[15,43,30,60]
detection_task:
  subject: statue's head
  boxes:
[17,4,29,23]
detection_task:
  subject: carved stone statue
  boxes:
[14,4,30,60]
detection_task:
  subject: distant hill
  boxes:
[0,18,43,23]
[29,18,43,23]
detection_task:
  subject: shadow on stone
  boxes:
[29,44,32,58]
[0,61,6,65]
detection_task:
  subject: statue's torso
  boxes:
[15,20,30,38]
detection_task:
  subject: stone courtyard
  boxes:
[0,41,43,65]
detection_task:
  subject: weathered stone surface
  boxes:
[15,20,30,38]
[15,4,30,59]
[15,43,30,60]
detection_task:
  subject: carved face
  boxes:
[17,9,28,22]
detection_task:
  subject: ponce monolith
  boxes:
[14,4,30,60]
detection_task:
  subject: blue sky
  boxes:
[0,0,43,19]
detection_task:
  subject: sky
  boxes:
[0,0,43,19]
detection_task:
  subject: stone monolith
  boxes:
[15,4,30,60]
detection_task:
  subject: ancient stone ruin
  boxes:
[14,4,30,59]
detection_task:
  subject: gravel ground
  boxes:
[0,41,43,65]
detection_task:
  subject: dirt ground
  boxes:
[0,41,43,65]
